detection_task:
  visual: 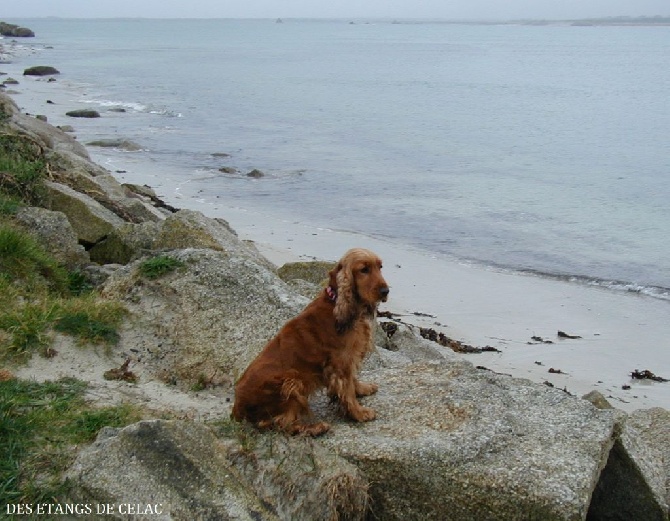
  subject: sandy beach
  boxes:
[3,53,669,413]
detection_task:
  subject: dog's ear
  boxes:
[328,262,340,291]
[333,261,357,333]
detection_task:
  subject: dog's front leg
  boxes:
[327,369,376,422]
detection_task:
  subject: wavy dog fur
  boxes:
[232,248,389,436]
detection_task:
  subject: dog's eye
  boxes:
[360,266,370,274]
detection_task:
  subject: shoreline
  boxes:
[2,44,669,413]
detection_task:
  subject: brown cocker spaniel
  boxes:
[232,248,389,436]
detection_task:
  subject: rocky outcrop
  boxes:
[602,408,670,519]
[86,138,142,151]
[43,181,126,246]
[13,206,89,269]
[88,221,161,264]
[3,95,90,158]
[90,209,274,266]
[66,421,279,520]
[631,408,670,508]
[0,22,35,37]
[101,248,306,384]
[66,321,670,520]
[23,65,59,76]
[66,109,101,118]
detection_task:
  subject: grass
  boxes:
[0,292,127,363]
[0,193,22,216]
[0,225,69,293]
[0,225,126,362]
[0,299,59,360]
[0,377,140,507]
[138,254,185,279]
[66,270,94,296]
[0,133,48,206]
[53,311,120,346]
[209,417,260,454]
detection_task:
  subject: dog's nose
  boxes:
[379,287,390,298]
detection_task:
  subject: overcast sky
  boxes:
[3,0,668,21]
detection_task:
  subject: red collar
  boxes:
[326,286,337,302]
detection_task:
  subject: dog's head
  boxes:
[328,248,389,332]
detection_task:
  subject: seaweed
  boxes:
[630,369,668,383]
[419,327,500,354]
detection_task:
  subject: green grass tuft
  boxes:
[0,293,127,363]
[0,300,59,360]
[53,312,120,346]
[138,255,185,279]
[0,193,23,216]
[66,270,94,296]
[209,417,260,453]
[0,133,47,206]
[0,377,140,506]
[0,225,69,293]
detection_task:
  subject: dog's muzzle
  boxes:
[379,287,390,302]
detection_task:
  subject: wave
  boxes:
[77,98,182,117]
[513,267,670,303]
[77,98,147,112]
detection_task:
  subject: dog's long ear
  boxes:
[328,262,340,291]
[332,261,357,333]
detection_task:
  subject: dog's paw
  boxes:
[300,422,331,437]
[351,406,376,422]
[355,381,378,397]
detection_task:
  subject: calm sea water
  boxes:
[7,18,670,300]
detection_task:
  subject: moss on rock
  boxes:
[277,261,335,286]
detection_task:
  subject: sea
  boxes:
[4,18,670,301]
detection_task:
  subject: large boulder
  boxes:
[318,356,619,520]
[66,109,100,118]
[66,420,279,520]
[23,65,59,76]
[86,138,142,151]
[102,248,307,385]
[13,206,89,269]
[152,209,274,270]
[46,151,168,224]
[88,221,162,265]
[89,210,272,266]
[68,419,369,521]
[628,408,670,509]
[590,407,670,520]
[43,181,126,245]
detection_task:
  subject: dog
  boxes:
[232,248,389,436]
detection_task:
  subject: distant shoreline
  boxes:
[2,16,670,27]
[385,16,670,27]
